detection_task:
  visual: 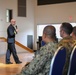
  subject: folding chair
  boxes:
[49,46,66,75]
[67,45,76,75]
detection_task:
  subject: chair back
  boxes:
[67,45,76,75]
[49,46,66,75]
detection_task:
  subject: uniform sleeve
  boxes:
[19,51,52,75]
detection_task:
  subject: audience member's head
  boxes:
[71,26,76,40]
[42,25,57,43]
[60,22,73,38]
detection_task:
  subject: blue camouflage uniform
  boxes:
[17,41,57,75]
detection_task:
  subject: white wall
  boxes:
[16,0,35,47]
[0,0,35,54]
[35,2,76,24]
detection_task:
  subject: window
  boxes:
[18,0,26,17]
[37,23,76,40]
[6,9,13,22]
[37,0,76,5]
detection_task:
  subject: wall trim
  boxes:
[0,37,34,53]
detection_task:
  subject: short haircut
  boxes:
[43,25,56,39]
[72,26,76,36]
[61,22,73,35]
[11,19,16,22]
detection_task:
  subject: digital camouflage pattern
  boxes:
[58,36,76,75]
[17,41,57,75]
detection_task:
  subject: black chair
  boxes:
[49,46,66,75]
[67,45,76,75]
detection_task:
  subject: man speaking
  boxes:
[6,19,22,64]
